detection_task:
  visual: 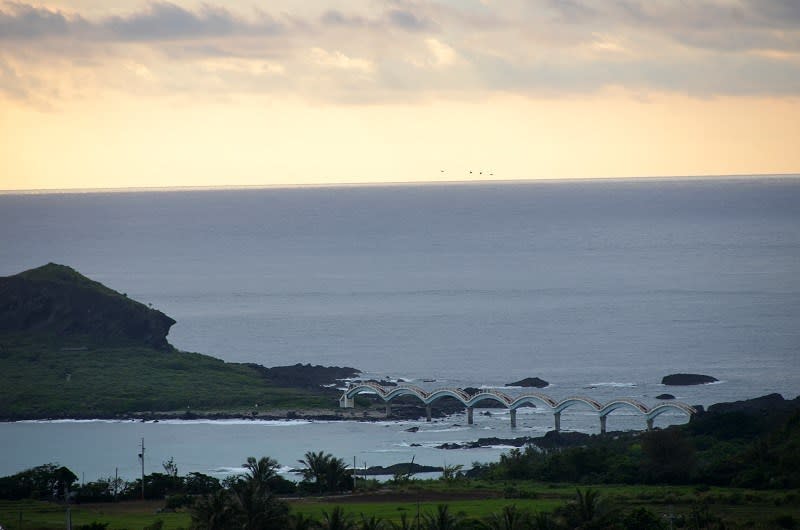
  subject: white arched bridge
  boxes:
[340,382,696,433]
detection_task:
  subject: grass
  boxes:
[0,499,190,530]
[291,498,562,522]
[0,336,335,419]
[2,482,798,529]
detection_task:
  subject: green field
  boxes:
[0,337,335,419]
[2,482,798,529]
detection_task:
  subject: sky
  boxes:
[1,0,799,191]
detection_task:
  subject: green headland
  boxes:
[0,263,353,420]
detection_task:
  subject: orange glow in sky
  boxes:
[1,1,799,190]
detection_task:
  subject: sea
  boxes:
[1,176,798,482]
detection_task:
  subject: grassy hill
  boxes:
[0,264,337,419]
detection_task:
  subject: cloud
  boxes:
[0,1,284,41]
[386,8,431,31]
[311,48,373,73]
[320,9,366,27]
[0,2,86,39]
[1,0,799,105]
[105,3,240,41]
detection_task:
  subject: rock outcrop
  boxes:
[506,377,549,388]
[0,263,175,349]
[661,373,718,385]
[706,393,795,415]
[247,363,359,388]
[360,463,443,476]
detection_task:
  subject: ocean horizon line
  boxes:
[2,172,799,196]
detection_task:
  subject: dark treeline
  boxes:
[470,402,800,489]
[0,452,350,505]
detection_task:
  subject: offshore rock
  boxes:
[506,377,549,388]
[361,463,443,476]
[656,393,676,400]
[661,373,718,385]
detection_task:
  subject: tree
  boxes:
[243,456,280,490]
[557,488,617,530]
[288,513,317,530]
[390,513,413,530]
[162,457,179,477]
[0,464,78,500]
[189,456,289,530]
[422,505,462,530]
[230,457,289,530]
[298,451,350,493]
[641,428,696,483]
[230,478,289,530]
[441,464,464,483]
[190,489,238,530]
[185,472,222,495]
[359,514,386,530]
[320,506,357,530]
[486,505,530,530]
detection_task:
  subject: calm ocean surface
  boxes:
[1,177,799,480]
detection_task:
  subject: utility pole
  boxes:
[114,467,119,502]
[138,438,145,501]
[65,482,72,530]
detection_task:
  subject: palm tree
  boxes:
[231,478,289,530]
[243,456,280,490]
[320,506,357,530]
[190,489,238,530]
[390,513,413,530]
[222,456,289,530]
[298,451,350,493]
[575,488,600,523]
[191,456,289,530]
[530,511,558,530]
[289,512,317,530]
[359,513,386,530]
[422,504,462,530]
[559,488,616,530]
[531,512,559,530]
[486,505,530,530]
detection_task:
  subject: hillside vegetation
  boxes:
[0,264,337,419]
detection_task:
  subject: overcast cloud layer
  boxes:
[2,0,800,105]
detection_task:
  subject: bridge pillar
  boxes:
[425,405,432,422]
[510,409,517,428]
[646,418,654,431]
[385,402,392,418]
[554,411,561,432]
[339,394,354,408]
[599,415,607,434]
[467,407,474,425]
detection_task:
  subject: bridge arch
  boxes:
[466,392,511,408]
[554,397,602,413]
[345,383,390,400]
[509,393,557,410]
[425,388,471,406]
[599,399,649,417]
[383,386,428,403]
[646,403,696,421]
